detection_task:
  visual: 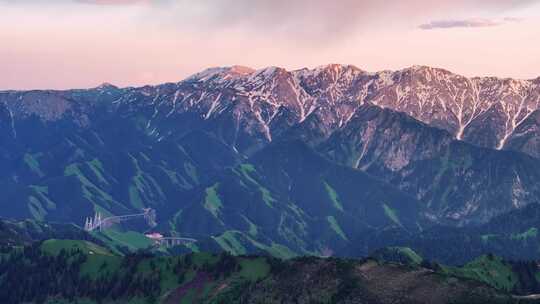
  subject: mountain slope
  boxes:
[172,140,424,257]
[1,64,540,255]
[0,116,240,226]
[321,104,540,224]
[0,241,518,304]
[505,110,540,158]
[0,217,93,246]
[358,203,540,265]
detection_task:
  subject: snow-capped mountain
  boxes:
[1,64,540,229]
[156,64,540,157]
[2,64,540,157]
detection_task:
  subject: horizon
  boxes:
[2,63,539,92]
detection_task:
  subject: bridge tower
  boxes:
[83,208,157,232]
[94,212,102,231]
[84,217,92,231]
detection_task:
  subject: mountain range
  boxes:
[2,64,540,261]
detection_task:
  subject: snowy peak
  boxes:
[3,64,540,158]
[295,64,364,78]
[186,65,256,82]
[228,65,256,76]
[96,82,118,90]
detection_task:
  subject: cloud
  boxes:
[76,0,151,5]
[419,18,502,30]
[137,0,539,42]
[504,17,525,22]
[419,17,524,30]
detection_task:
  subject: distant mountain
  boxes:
[1,64,540,259]
[4,64,540,155]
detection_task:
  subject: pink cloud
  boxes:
[419,17,524,30]
[420,18,501,29]
[76,0,152,5]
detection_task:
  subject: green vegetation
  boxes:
[481,234,497,243]
[242,216,258,237]
[265,243,297,259]
[374,247,423,265]
[212,229,296,259]
[41,239,113,256]
[382,204,402,227]
[29,185,56,210]
[64,163,116,209]
[203,183,222,218]
[95,229,153,252]
[0,240,524,303]
[127,153,166,209]
[161,166,193,190]
[443,255,518,292]
[430,147,473,208]
[184,161,199,184]
[169,209,183,232]
[129,185,145,209]
[397,247,424,264]
[129,154,147,209]
[327,216,348,241]
[236,163,276,207]
[23,153,44,177]
[139,152,151,162]
[511,227,538,240]
[260,187,276,208]
[324,181,344,211]
[87,158,108,185]
[28,196,47,221]
[213,231,247,255]
[238,257,270,282]
[29,185,48,194]
[240,163,256,174]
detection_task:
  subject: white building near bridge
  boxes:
[145,232,164,240]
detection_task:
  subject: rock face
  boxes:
[1,64,540,251]
[321,105,540,225]
[505,110,540,158]
[369,67,540,151]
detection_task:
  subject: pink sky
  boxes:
[1,0,540,90]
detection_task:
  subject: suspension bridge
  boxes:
[144,233,198,247]
[84,208,157,232]
[84,208,197,247]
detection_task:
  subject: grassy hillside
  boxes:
[373,248,540,297]
[372,246,424,265]
[0,240,530,304]
[442,255,519,292]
